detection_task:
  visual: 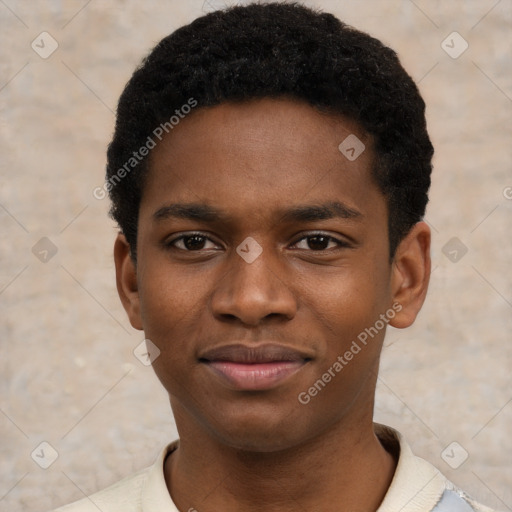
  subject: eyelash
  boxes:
[165,231,350,252]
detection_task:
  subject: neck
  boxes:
[164,416,397,512]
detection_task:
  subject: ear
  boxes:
[389,221,431,329]
[113,233,143,331]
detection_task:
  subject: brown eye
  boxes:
[183,235,208,250]
[166,233,218,251]
[293,233,347,251]
[305,235,331,250]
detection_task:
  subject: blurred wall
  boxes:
[1,1,511,510]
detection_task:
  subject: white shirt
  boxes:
[52,424,497,512]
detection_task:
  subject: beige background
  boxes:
[1,1,511,510]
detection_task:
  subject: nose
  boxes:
[211,243,297,326]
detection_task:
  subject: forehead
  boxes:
[140,98,384,224]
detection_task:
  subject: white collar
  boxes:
[374,424,446,512]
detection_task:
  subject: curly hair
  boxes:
[106,1,433,260]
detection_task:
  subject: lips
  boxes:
[199,344,312,391]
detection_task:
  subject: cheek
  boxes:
[302,260,391,337]
[138,271,203,399]
[139,258,207,328]
[137,262,211,387]
[297,270,390,414]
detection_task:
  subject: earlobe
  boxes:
[113,233,144,331]
[389,221,431,329]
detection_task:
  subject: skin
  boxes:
[114,98,431,512]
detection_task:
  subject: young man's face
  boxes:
[115,98,430,451]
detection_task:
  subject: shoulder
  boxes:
[51,466,150,512]
[49,441,179,512]
[374,424,499,512]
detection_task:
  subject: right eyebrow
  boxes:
[152,203,230,223]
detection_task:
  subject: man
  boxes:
[54,2,497,511]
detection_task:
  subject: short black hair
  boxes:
[106,1,433,260]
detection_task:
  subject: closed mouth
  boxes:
[199,343,312,364]
[199,343,312,391]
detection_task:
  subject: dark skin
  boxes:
[114,98,431,512]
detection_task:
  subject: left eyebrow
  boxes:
[276,201,363,223]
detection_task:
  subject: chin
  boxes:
[206,407,312,453]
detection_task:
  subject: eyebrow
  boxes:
[153,203,230,223]
[152,201,363,224]
[278,201,362,223]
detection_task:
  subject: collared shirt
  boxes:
[52,424,497,512]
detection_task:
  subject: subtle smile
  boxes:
[199,343,312,391]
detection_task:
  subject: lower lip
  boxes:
[204,361,306,390]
